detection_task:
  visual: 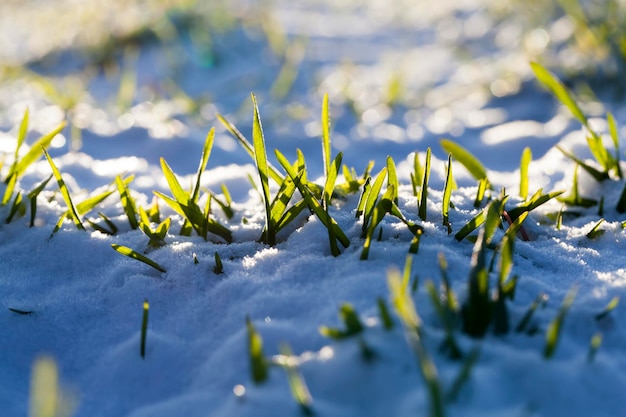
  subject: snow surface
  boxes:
[1,1,626,416]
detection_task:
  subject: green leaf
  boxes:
[595,296,619,321]
[321,92,332,180]
[440,139,488,181]
[111,244,166,273]
[586,218,605,239]
[14,121,66,180]
[278,343,314,415]
[544,286,577,359]
[140,299,149,358]
[607,112,622,178]
[192,128,215,203]
[386,156,399,205]
[319,303,364,339]
[362,168,387,234]
[520,147,532,200]
[442,154,453,234]
[116,175,139,229]
[507,189,565,222]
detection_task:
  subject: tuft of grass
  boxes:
[2,110,66,207]
[544,286,578,359]
[155,128,232,243]
[140,299,149,359]
[111,244,166,273]
[319,303,364,340]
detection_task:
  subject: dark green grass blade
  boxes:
[213,252,223,274]
[419,148,431,221]
[192,128,215,203]
[377,297,394,330]
[251,94,275,246]
[442,154,453,234]
[515,293,548,333]
[5,191,25,223]
[28,174,53,227]
[116,175,139,229]
[446,348,480,402]
[217,113,284,184]
[355,177,371,218]
[43,148,84,231]
[111,244,166,273]
[440,139,487,182]
[140,299,149,358]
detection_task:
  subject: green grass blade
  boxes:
[556,146,608,182]
[28,174,53,227]
[377,297,394,330]
[595,296,619,321]
[442,154,453,234]
[246,316,269,384]
[5,108,29,183]
[6,191,25,223]
[440,139,487,181]
[362,168,388,233]
[419,148,431,221]
[251,94,275,246]
[321,92,331,179]
[323,152,343,208]
[111,244,166,273]
[474,177,488,208]
[43,148,84,231]
[217,113,283,184]
[387,156,399,205]
[544,286,577,359]
[454,207,487,241]
[160,158,190,206]
[2,173,17,206]
[15,121,66,179]
[279,343,314,416]
[116,175,139,229]
[412,151,423,196]
[191,128,215,203]
[587,333,602,363]
[530,62,588,126]
[507,189,565,222]
[214,252,223,274]
[607,112,622,178]
[319,303,364,339]
[140,299,149,358]
[520,147,532,200]
[515,293,548,333]
[355,176,371,219]
[446,348,480,402]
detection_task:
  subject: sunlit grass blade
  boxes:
[140,299,149,358]
[6,191,25,223]
[355,176,371,219]
[319,303,364,339]
[323,153,343,209]
[116,175,139,229]
[440,139,488,182]
[586,218,605,239]
[29,356,75,417]
[387,156,399,205]
[474,177,488,208]
[217,113,284,184]
[388,267,444,417]
[411,151,423,197]
[442,154,453,234]
[544,286,577,359]
[361,186,394,260]
[556,146,608,182]
[192,128,215,203]
[27,174,52,227]
[361,167,387,235]
[278,343,314,416]
[111,244,166,273]
[419,148,431,221]
[43,148,84,232]
[246,316,269,384]
[251,94,276,246]
[138,207,170,248]
[321,92,332,180]
[520,147,532,200]
[507,189,565,222]
[607,112,622,178]
[558,164,598,208]
[13,121,67,183]
[595,296,619,321]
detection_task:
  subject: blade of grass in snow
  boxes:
[595,296,619,320]
[507,189,565,222]
[558,164,598,208]
[321,93,332,182]
[607,112,622,178]
[43,148,85,232]
[425,280,462,359]
[192,128,215,203]
[140,299,149,359]
[446,348,480,402]
[442,154,453,234]
[556,146,608,182]
[411,151,422,197]
[27,174,52,227]
[515,293,548,334]
[213,252,223,274]
[520,147,532,200]
[377,297,394,330]
[116,175,139,230]
[586,218,605,239]
[111,244,166,273]
[474,177,489,208]
[361,167,387,235]
[278,343,314,416]
[246,316,269,384]
[6,191,25,223]
[587,333,603,363]
[138,207,170,249]
[419,148,431,221]
[387,156,399,205]
[319,303,364,339]
[440,139,488,183]
[544,286,577,359]
[29,356,74,417]
[388,267,444,417]
[355,177,371,219]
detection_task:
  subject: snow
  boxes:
[1,1,626,416]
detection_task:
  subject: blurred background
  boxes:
[1,0,625,179]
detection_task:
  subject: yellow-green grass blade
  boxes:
[160,157,191,206]
[419,148,431,221]
[355,176,371,219]
[322,152,342,209]
[192,128,215,203]
[319,303,364,339]
[507,189,565,222]
[15,121,66,180]
[251,94,275,246]
[116,175,139,229]
[362,167,388,234]
[412,151,423,196]
[321,92,332,180]
[217,113,284,184]
[43,148,84,231]
[454,208,487,242]
[6,108,29,183]
[607,112,622,178]
[586,218,605,239]
[530,62,588,126]
[474,177,489,208]
[556,146,608,182]
[2,173,18,206]
[440,139,487,182]
[275,199,307,234]
[386,156,399,205]
[111,244,166,273]
[279,343,314,416]
[595,296,619,321]
[442,154,453,234]
[246,316,269,384]
[275,149,349,249]
[520,147,532,200]
[587,333,602,363]
[360,186,394,260]
[544,286,577,359]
